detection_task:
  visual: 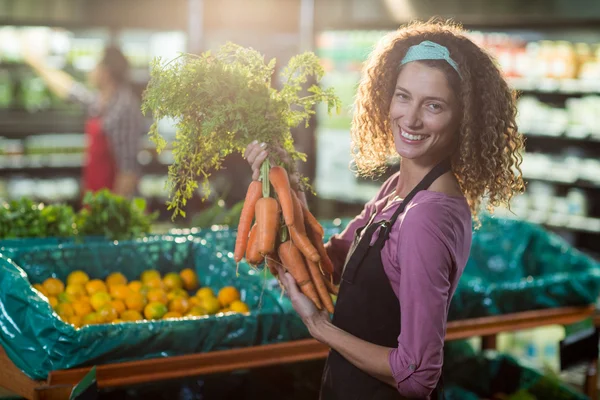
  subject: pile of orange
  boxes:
[33,268,250,328]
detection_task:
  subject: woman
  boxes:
[245,20,524,399]
[24,46,144,198]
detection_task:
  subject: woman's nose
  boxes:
[403,104,422,129]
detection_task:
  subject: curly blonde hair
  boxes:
[352,19,525,224]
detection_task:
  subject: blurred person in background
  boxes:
[246,19,525,399]
[24,46,144,198]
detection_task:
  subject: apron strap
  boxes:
[381,158,452,241]
[342,158,452,284]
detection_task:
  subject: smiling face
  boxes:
[390,61,461,165]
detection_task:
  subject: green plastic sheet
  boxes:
[449,216,600,320]
[0,228,308,380]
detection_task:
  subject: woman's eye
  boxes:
[395,93,408,100]
[428,103,442,111]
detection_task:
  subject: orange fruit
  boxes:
[128,280,143,292]
[106,272,127,288]
[98,305,119,323]
[167,288,189,301]
[111,299,126,315]
[58,292,76,303]
[180,268,199,291]
[82,312,101,325]
[54,303,74,319]
[85,279,107,296]
[188,297,203,308]
[125,292,146,312]
[163,311,182,319]
[69,315,83,328]
[120,310,143,321]
[202,296,221,315]
[141,269,161,283]
[67,270,89,286]
[43,278,65,296]
[230,300,250,313]
[90,292,112,311]
[33,283,49,297]
[168,297,190,314]
[185,306,207,317]
[196,287,215,300]
[47,296,58,308]
[65,284,86,299]
[113,319,123,323]
[72,300,93,317]
[163,272,183,291]
[109,284,131,300]
[217,286,240,307]
[144,302,168,320]
[144,277,164,290]
[147,288,168,305]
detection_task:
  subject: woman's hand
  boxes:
[243,140,269,181]
[275,264,330,339]
[243,141,299,188]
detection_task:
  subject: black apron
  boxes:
[320,159,451,400]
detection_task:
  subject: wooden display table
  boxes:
[0,305,596,400]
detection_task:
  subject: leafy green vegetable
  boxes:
[0,191,157,241]
[76,190,158,241]
[141,42,341,219]
[0,198,75,239]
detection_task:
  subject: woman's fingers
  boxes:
[245,143,264,165]
[251,150,268,180]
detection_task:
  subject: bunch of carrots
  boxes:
[234,160,337,314]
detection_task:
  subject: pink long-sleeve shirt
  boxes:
[325,171,472,398]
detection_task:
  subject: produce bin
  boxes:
[449,215,600,320]
[0,228,308,380]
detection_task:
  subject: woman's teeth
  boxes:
[401,130,427,141]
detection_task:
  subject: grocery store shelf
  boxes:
[0,109,85,136]
[524,131,600,144]
[508,77,600,95]
[0,165,81,176]
[507,212,600,234]
[523,175,600,190]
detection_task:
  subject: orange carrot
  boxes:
[289,224,320,263]
[255,197,280,255]
[306,225,334,275]
[245,224,263,266]
[278,240,322,310]
[234,181,263,263]
[266,255,280,276]
[288,192,320,263]
[306,258,335,314]
[300,201,324,237]
[269,166,295,227]
[290,190,306,233]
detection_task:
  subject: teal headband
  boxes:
[400,40,461,78]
